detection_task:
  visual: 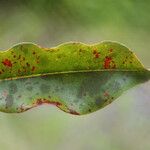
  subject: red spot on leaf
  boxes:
[93,49,100,58]
[95,53,100,58]
[104,56,112,69]
[2,59,12,67]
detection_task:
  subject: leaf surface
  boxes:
[0,41,149,115]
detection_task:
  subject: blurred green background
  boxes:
[0,0,150,150]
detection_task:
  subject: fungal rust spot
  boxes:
[104,56,112,69]
[26,62,30,67]
[2,59,12,67]
[31,66,35,71]
[93,49,100,58]
[35,98,62,107]
[109,48,113,52]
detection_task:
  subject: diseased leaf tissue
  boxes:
[0,41,149,115]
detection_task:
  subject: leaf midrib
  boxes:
[0,68,149,81]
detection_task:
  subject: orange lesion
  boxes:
[93,49,100,59]
[33,98,62,107]
[16,98,80,115]
[2,59,13,67]
[104,56,112,69]
[103,56,116,69]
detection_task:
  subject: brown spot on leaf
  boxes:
[35,98,62,107]
[31,66,35,71]
[68,108,80,115]
[109,48,113,52]
[26,62,30,67]
[93,49,100,58]
[32,51,36,55]
[104,91,109,97]
[18,55,21,60]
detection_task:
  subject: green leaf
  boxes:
[0,41,149,115]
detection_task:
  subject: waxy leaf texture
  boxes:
[0,41,149,115]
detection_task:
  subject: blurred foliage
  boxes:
[0,0,150,150]
[0,0,150,67]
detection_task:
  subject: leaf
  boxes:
[0,41,149,115]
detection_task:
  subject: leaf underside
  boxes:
[0,41,149,115]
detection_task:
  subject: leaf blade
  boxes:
[0,41,145,80]
[0,41,149,115]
